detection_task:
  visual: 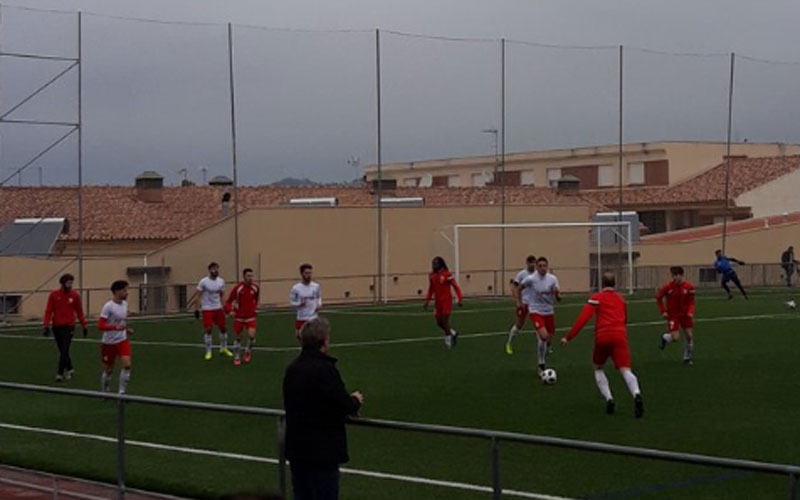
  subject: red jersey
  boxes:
[225,282,260,319]
[566,288,627,342]
[656,281,695,316]
[43,289,87,328]
[425,270,463,306]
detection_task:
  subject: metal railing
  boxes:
[0,382,798,500]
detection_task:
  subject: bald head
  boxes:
[602,272,616,289]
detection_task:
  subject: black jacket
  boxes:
[283,348,361,465]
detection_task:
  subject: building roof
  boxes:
[641,211,800,244]
[583,155,800,208]
[0,185,583,242]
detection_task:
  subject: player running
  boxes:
[656,266,696,365]
[714,250,748,300]
[562,272,644,418]
[98,280,133,395]
[43,273,88,382]
[290,263,322,341]
[424,256,463,349]
[225,268,260,366]
[191,262,232,360]
[505,255,537,355]
[518,257,561,374]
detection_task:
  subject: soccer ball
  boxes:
[541,368,557,385]
[787,300,797,310]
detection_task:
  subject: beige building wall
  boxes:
[735,168,800,219]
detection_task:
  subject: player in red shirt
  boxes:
[423,256,463,348]
[43,273,88,382]
[225,268,260,366]
[562,272,644,418]
[656,266,696,365]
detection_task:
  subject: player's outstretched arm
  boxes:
[451,279,463,305]
[563,301,596,345]
[655,284,668,317]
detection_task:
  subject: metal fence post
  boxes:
[790,473,798,500]
[116,397,126,500]
[277,415,287,500]
[491,437,501,500]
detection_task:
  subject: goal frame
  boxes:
[451,221,635,295]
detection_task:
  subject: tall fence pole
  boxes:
[491,437,501,500]
[277,415,287,500]
[116,398,126,500]
[77,10,85,311]
[500,38,506,297]
[722,52,735,255]
[227,22,241,278]
[375,28,383,305]
[617,44,624,282]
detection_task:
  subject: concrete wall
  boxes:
[736,168,800,219]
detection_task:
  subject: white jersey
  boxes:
[197,276,225,311]
[513,269,534,305]
[100,300,128,345]
[520,272,560,316]
[290,281,322,321]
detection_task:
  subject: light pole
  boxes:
[347,156,361,183]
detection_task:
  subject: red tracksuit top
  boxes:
[43,289,87,328]
[656,281,696,316]
[225,282,260,319]
[425,270,463,306]
[566,288,628,342]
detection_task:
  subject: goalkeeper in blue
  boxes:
[714,249,748,300]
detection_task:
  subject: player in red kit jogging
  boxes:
[562,273,644,418]
[656,266,696,365]
[225,268,260,366]
[424,256,463,349]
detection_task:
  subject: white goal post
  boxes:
[451,222,635,295]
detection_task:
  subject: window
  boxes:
[447,175,461,187]
[472,173,488,187]
[432,176,449,187]
[598,165,615,187]
[176,285,188,311]
[627,162,645,185]
[521,171,535,186]
[402,177,420,187]
[0,295,21,315]
[492,171,521,186]
[547,168,562,185]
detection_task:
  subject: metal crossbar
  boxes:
[0,382,798,500]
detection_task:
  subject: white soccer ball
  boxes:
[787,300,797,310]
[541,368,557,385]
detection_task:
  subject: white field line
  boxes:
[0,423,580,500]
[0,313,796,353]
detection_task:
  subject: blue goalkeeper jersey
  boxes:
[714,256,736,276]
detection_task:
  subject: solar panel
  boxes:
[0,218,65,256]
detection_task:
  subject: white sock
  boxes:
[220,333,228,350]
[594,369,613,401]
[204,334,212,352]
[118,368,131,395]
[234,339,241,357]
[101,372,111,392]
[662,333,674,343]
[684,340,694,359]
[537,337,548,366]
[621,369,641,397]
[507,325,519,344]
[450,328,457,337]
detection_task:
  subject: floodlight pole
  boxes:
[375,28,384,304]
[500,38,506,297]
[617,45,624,285]
[78,10,85,308]
[722,52,735,255]
[227,22,241,278]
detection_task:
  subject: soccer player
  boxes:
[290,263,322,341]
[191,262,232,360]
[225,268,260,366]
[656,266,696,364]
[505,255,537,355]
[714,249,748,300]
[43,273,88,382]
[562,272,644,418]
[423,256,463,348]
[98,280,133,395]
[518,257,561,374]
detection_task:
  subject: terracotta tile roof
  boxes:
[583,155,800,208]
[641,211,800,244]
[0,185,582,242]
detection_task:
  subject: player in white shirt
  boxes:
[97,280,134,395]
[506,255,537,355]
[518,257,562,375]
[190,262,232,361]
[289,263,322,341]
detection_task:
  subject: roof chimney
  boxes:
[221,191,232,217]
[135,171,164,203]
[556,175,581,195]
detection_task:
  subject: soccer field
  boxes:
[1,289,799,499]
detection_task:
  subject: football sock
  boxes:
[507,325,519,344]
[118,368,130,395]
[220,333,228,350]
[450,328,457,337]
[684,340,694,359]
[662,333,673,344]
[537,337,548,366]
[234,339,241,357]
[204,334,212,352]
[594,370,613,401]
[621,369,641,397]
[101,371,111,392]
[722,283,731,295]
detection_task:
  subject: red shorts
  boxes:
[233,318,256,334]
[202,309,227,331]
[592,337,631,369]
[101,340,131,367]
[667,314,693,332]
[295,320,307,333]
[434,302,452,318]
[515,305,528,320]
[530,313,555,335]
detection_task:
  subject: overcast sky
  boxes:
[2,0,800,186]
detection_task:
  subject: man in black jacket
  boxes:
[283,318,364,500]
[782,246,799,287]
